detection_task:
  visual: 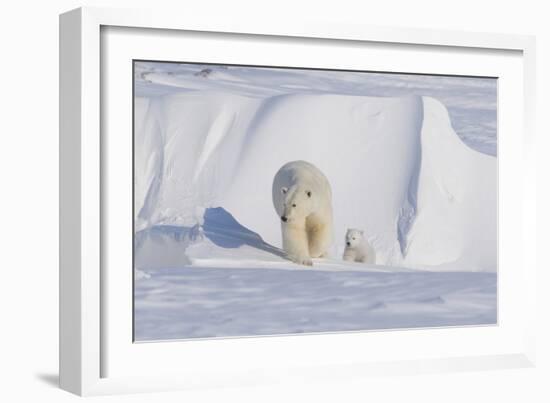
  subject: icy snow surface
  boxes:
[133,63,497,340]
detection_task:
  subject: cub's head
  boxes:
[345,228,364,247]
[279,186,314,224]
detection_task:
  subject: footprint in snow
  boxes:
[417,296,445,304]
[367,301,387,310]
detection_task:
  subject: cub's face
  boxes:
[279,186,313,224]
[345,229,364,248]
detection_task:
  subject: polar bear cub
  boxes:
[343,229,376,264]
[272,160,334,266]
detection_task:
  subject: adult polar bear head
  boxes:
[277,186,314,224]
[272,160,334,265]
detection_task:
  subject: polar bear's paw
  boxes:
[289,254,313,266]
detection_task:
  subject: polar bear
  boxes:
[342,229,376,264]
[272,160,334,266]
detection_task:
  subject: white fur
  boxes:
[342,228,376,264]
[272,161,334,266]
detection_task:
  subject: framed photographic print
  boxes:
[132,60,498,341]
[60,7,537,396]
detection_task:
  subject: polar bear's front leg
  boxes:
[306,213,332,259]
[282,223,313,266]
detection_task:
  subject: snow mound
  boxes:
[135,92,496,272]
[135,207,286,270]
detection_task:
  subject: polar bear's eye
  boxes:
[292,204,296,207]
[352,237,356,240]
[306,191,312,198]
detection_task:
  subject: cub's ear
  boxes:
[281,187,288,194]
[360,230,364,235]
[306,190,312,198]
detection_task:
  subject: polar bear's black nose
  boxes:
[346,242,351,246]
[281,216,287,222]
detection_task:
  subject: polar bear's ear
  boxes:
[281,187,288,194]
[306,190,312,198]
[360,230,364,236]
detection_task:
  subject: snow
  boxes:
[133,62,497,340]
[135,266,496,341]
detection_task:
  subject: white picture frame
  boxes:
[59,6,537,396]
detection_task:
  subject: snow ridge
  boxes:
[396,97,423,257]
[134,92,496,272]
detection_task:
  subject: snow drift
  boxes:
[134,91,496,272]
